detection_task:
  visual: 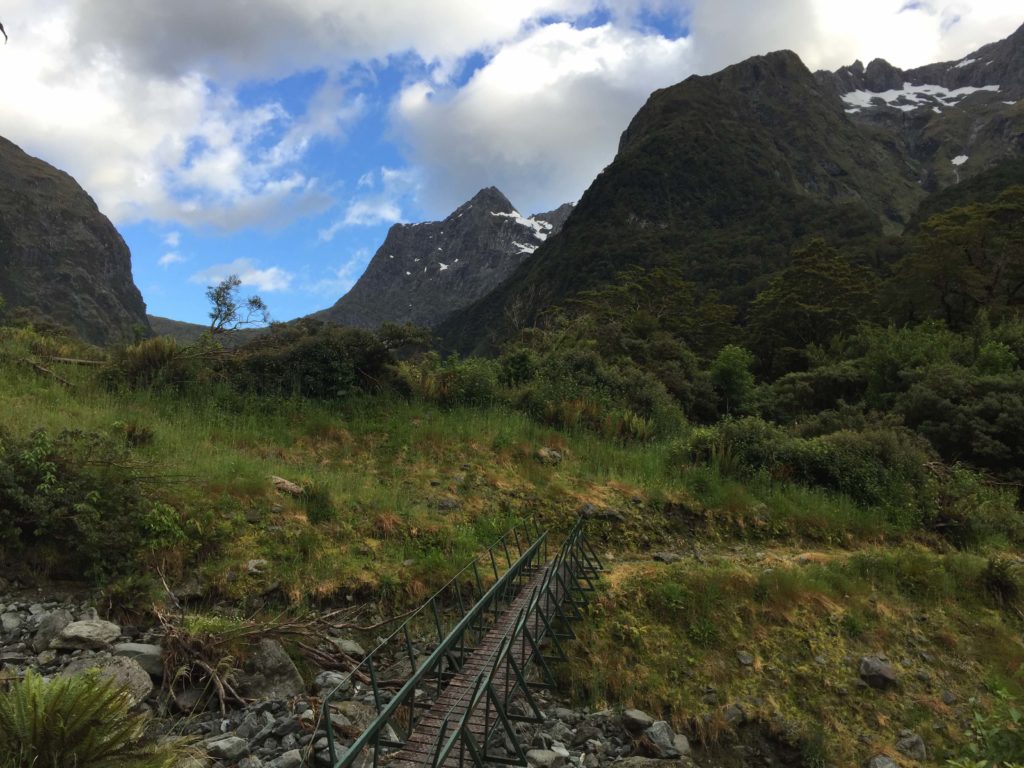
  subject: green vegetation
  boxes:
[0,669,185,768]
[2,177,1024,764]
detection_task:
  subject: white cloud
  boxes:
[685,0,1022,73]
[0,0,1017,240]
[0,1,361,231]
[308,249,372,296]
[158,252,185,267]
[319,166,420,240]
[189,258,294,292]
[393,22,692,214]
[163,231,181,247]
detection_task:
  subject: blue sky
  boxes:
[0,1,1019,325]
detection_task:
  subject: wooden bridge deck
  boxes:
[388,562,563,768]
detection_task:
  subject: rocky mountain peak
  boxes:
[0,137,149,344]
[311,188,572,330]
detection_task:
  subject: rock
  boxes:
[639,721,680,758]
[32,610,73,653]
[652,552,682,564]
[333,700,378,730]
[247,559,270,575]
[206,736,250,761]
[333,638,367,658]
[270,476,304,496]
[859,656,898,690]
[536,448,563,465]
[673,735,691,756]
[552,707,581,725]
[865,757,897,768]
[113,642,163,677]
[548,721,574,744]
[622,709,654,732]
[724,703,746,725]
[526,749,565,768]
[269,750,303,768]
[239,758,265,768]
[236,639,305,699]
[941,690,957,705]
[736,650,755,666]
[896,732,927,761]
[1,612,22,634]
[52,619,121,650]
[62,655,154,705]
[268,753,299,768]
[577,503,625,523]
[315,670,351,695]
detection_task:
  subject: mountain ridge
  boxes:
[0,137,150,345]
[312,186,572,330]
[437,23,1024,355]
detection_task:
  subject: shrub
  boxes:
[0,669,183,768]
[229,320,397,399]
[103,336,218,390]
[0,427,186,580]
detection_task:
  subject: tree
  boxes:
[890,186,1024,328]
[747,238,878,376]
[710,344,755,414]
[206,275,268,333]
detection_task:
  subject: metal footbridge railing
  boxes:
[322,516,603,768]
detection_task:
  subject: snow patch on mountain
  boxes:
[951,155,969,166]
[490,210,553,241]
[842,82,1001,113]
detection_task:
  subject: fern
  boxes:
[0,669,184,768]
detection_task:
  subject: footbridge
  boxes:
[322,516,603,768]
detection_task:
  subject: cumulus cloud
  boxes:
[318,166,420,240]
[308,249,372,296]
[163,231,181,247]
[189,258,294,292]
[393,22,692,214]
[68,0,598,81]
[0,1,360,230]
[685,0,1022,73]
[158,252,185,268]
[0,0,1018,240]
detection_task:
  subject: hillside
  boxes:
[0,137,150,345]
[439,25,1024,354]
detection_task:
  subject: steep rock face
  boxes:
[0,137,149,344]
[314,187,571,329]
[438,24,1024,354]
[816,21,1024,192]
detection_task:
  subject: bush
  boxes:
[683,417,931,521]
[229,321,398,399]
[104,336,218,390]
[0,669,183,768]
[0,428,186,580]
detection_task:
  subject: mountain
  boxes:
[438,23,1024,354]
[313,187,572,329]
[0,137,149,345]
[816,22,1024,192]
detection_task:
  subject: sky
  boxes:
[0,1,1020,325]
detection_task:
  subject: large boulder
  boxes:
[51,619,121,650]
[235,639,305,700]
[62,654,154,705]
[113,642,164,677]
[859,656,898,690]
